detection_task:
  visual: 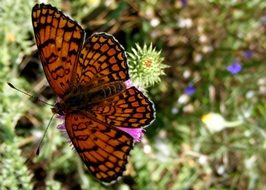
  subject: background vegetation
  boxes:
[0,0,265,189]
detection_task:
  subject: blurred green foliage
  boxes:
[0,0,266,189]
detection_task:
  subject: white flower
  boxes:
[183,70,191,79]
[217,165,225,175]
[178,18,193,28]
[178,94,190,104]
[244,156,257,170]
[201,112,243,133]
[198,155,208,165]
[143,144,152,154]
[150,18,160,27]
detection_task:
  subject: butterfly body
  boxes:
[52,81,127,116]
[65,81,126,109]
[32,3,155,183]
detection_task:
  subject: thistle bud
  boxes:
[128,43,168,88]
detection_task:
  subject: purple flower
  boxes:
[227,60,242,75]
[184,85,196,96]
[261,16,266,26]
[57,123,65,130]
[180,0,188,7]
[56,115,70,140]
[243,50,253,59]
[117,127,144,142]
[56,115,65,130]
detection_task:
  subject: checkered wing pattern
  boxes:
[65,113,133,183]
[32,4,84,97]
[90,87,155,128]
[75,32,129,88]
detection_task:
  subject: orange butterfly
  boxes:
[32,4,155,183]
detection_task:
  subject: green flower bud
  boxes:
[128,43,168,89]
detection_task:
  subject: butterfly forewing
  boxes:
[75,33,130,88]
[65,113,133,183]
[32,4,84,97]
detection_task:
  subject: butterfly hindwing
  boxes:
[32,4,84,97]
[65,113,134,183]
[89,86,155,128]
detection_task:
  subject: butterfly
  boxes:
[32,3,155,183]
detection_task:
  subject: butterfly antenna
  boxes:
[25,114,55,165]
[7,82,53,106]
[36,114,55,156]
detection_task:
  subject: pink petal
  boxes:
[117,127,144,142]
[125,79,133,89]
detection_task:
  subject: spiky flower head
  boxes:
[128,43,168,89]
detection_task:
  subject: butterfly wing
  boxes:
[90,86,155,128]
[32,4,84,97]
[74,32,155,131]
[75,32,129,88]
[65,113,133,183]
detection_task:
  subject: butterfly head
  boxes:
[52,102,65,116]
